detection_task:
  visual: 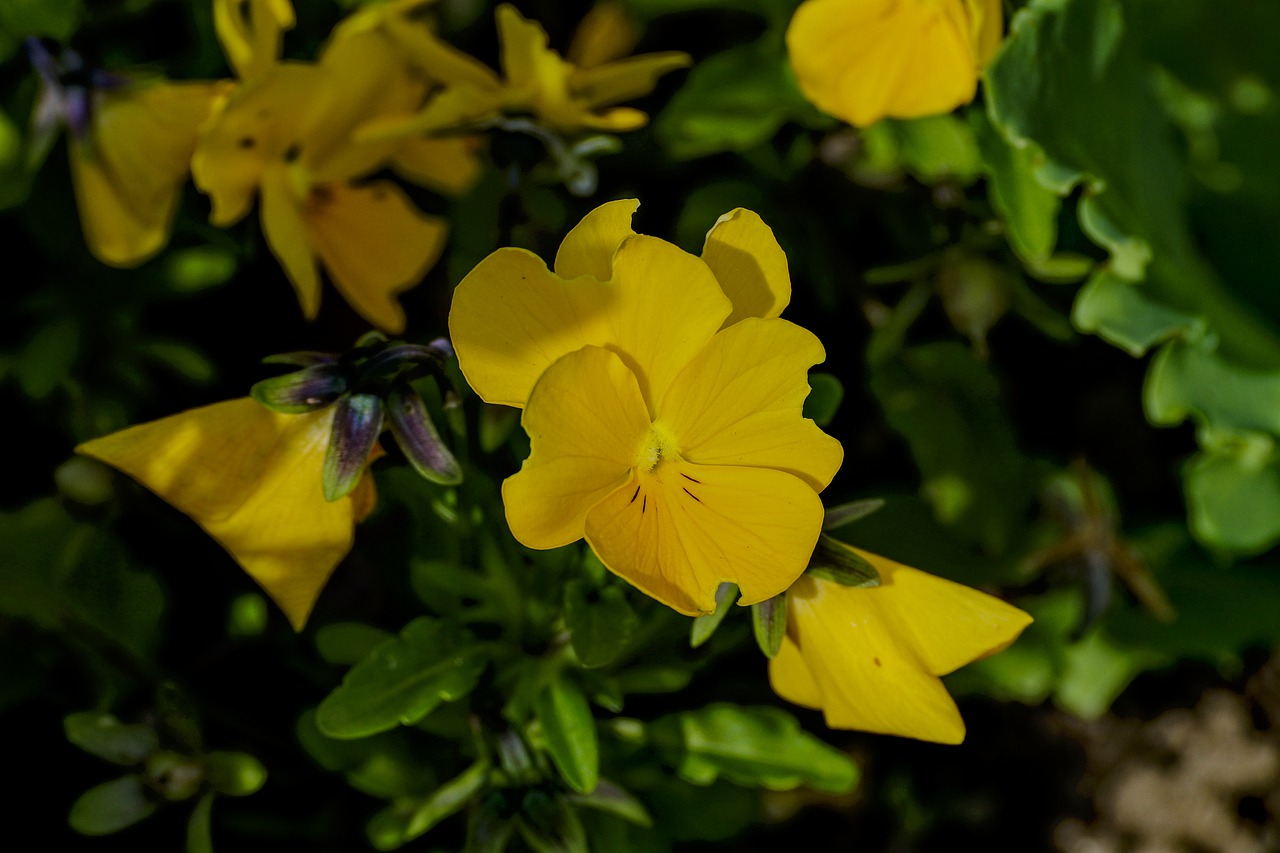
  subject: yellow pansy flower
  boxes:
[364,3,690,139]
[450,200,842,614]
[786,0,1003,127]
[27,42,228,267]
[770,546,1032,743]
[193,17,463,333]
[77,398,378,630]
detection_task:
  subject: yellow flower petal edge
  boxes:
[769,547,1032,743]
[450,231,730,409]
[76,398,377,630]
[786,0,1002,128]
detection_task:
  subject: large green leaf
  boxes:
[650,704,857,793]
[564,581,637,669]
[316,618,487,739]
[535,677,600,794]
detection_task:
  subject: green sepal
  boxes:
[251,365,346,414]
[690,583,737,649]
[806,534,881,588]
[64,711,158,765]
[750,592,786,659]
[822,498,886,530]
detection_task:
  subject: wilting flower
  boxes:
[769,545,1032,743]
[364,3,690,139]
[194,0,473,332]
[786,0,1002,127]
[77,398,378,630]
[450,200,842,614]
[26,40,227,267]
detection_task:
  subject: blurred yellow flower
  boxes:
[364,3,690,138]
[194,0,476,332]
[770,546,1032,743]
[450,200,842,614]
[77,398,377,630]
[786,0,1002,127]
[28,43,227,267]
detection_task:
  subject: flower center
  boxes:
[635,423,681,474]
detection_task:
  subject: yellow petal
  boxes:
[569,52,691,108]
[844,547,1034,676]
[772,556,1032,743]
[700,208,791,325]
[392,136,483,196]
[215,0,296,80]
[567,1,639,68]
[787,0,979,127]
[780,574,968,743]
[307,28,429,181]
[76,398,363,630]
[503,346,650,549]
[260,162,321,319]
[358,85,506,141]
[552,197,638,280]
[658,318,842,492]
[585,461,822,615]
[966,0,1003,67]
[496,4,566,98]
[192,62,322,226]
[769,634,824,709]
[332,0,502,91]
[71,81,226,266]
[451,233,730,410]
[305,180,447,334]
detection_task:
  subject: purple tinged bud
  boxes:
[64,87,91,138]
[251,365,347,414]
[387,386,462,486]
[426,337,454,359]
[323,394,385,501]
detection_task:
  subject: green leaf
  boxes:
[656,34,826,160]
[803,373,843,427]
[69,775,157,836]
[564,581,638,668]
[868,343,1034,554]
[0,0,82,52]
[315,622,395,666]
[1054,630,1153,719]
[203,752,267,797]
[16,319,79,399]
[892,114,982,184]
[296,710,435,800]
[535,678,600,795]
[971,109,1062,263]
[566,779,652,827]
[1183,437,1280,554]
[64,712,158,765]
[186,793,215,853]
[822,499,886,530]
[806,535,881,588]
[1071,269,1203,356]
[136,341,218,384]
[690,583,737,649]
[316,617,487,739]
[367,762,488,850]
[651,704,857,793]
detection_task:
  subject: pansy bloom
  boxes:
[450,200,842,614]
[770,545,1032,743]
[194,0,472,332]
[77,398,378,630]
[786,0,1002,127]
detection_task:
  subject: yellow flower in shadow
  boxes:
[194,0,476,332]
[76,398,377,630]
[27,43,228,267]
[770,546,1032,743]
[786,0,1003,127]
[363,3,690,139]
[450,200,842,614]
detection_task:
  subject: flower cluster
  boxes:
[30,0,687,330]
